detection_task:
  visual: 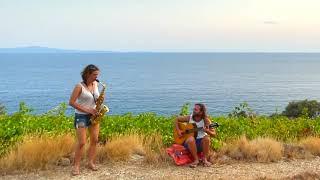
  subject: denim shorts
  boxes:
[74,113,92,128]
[184,138,203,152]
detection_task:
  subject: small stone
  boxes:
[56,157,71,166]
[130,154,144,161]
[219,155,231,162]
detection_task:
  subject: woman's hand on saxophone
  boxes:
[87,108,98,116]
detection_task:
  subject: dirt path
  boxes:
[2,156,320,180]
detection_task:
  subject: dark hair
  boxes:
[81,64,100,84]
[194,103,208,120]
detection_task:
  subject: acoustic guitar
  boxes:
[173,122,219,145]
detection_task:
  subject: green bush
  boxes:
[0,102,72,156]
[1,102,320,156]
[228,102,256,118]
[282,99,320,118]
[179,103,190,116]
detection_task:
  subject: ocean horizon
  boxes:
[1,52,320,116]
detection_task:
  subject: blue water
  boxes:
[1,53,320,116]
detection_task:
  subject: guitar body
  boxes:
[173,123,198,145]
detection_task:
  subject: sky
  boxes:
[0,0,320,52]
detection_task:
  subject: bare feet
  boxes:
[87,163,98,171]
[189,160,200,168]
[71,166,80,176]
[203,160,212,167]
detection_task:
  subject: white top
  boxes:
[189,114,207,139]
[75,82,100,114]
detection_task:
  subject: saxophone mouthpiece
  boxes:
[96,79,105,87]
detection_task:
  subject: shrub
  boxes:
[282,99,320,118]
[179,103,190,116]
[228,102,256,118]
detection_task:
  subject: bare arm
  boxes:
[69,84,96,115]
[204,118,216,137]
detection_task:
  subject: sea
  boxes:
[1,53,320,116]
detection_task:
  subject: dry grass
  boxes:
[300,137,320,156]
[97,134,145,162]
[97,133,170,165]
[0,133,169,173]
[217,136,320,163]
[2,133,320,173]
[143,134,171,164]
[283,143,313,159]
[220,136,283,162]
[96,135,319,164]
[0,134,74,172]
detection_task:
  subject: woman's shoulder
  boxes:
[74,82,83,89]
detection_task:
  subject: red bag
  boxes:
[166,144,203,166]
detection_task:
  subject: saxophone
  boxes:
[90,79,109,125]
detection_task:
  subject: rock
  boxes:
[216,155,231,164]
[56,157,71,166]
[231,151,244,160]
[220,155,231,161]
[283,144,313,159]
[130,154,144,162]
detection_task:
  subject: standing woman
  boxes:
[69,64,101,175]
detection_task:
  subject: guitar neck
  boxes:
[186,126,204,133]
[185,123,218,133]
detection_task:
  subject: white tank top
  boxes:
[75,82,100,114]
[189,114,207,139]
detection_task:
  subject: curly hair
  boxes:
[81,64,100,84]
[193,103,208,120]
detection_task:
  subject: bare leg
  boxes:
[185,136,199,167]
[201,136,212,167]
[87,123,99,170]
[73,127,86,175]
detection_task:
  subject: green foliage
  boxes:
[1,102,320,157]
[44,103,68,117]
[179,102,190,116]
[0,102,72,156]
[18,102,33,114]
[228,102,256,118]
[282,99,320,118]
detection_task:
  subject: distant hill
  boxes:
[0,46,112,53]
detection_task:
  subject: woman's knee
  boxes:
[90,137,99,145]
[78,141,86,149]
[186,136,196,144]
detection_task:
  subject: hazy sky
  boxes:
[1,0,320,52]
